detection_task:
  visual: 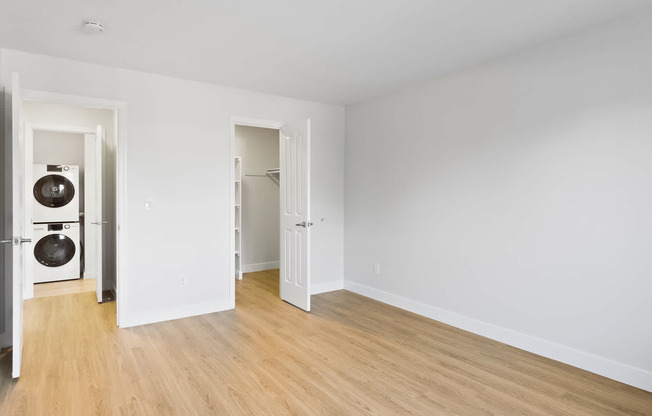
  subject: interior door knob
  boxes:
[2,237,31,245]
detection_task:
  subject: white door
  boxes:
[22,125,34,299]
[279,119,311,311]
[8,73,30,378]
[84,126,103,302]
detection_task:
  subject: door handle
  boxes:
[295,221,313,228]
[91,221,108,225]
[2,237,31,245]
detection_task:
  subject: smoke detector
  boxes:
[82,21,105,34]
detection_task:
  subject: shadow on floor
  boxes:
[0,347,17,403]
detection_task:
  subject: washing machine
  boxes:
[32,222,81,283]
[33,164,80,223]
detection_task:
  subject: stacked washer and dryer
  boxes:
[32,164,81,283]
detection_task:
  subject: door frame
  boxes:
[23,122,98,300]
[22,89,128,327]
[229,116,284,305]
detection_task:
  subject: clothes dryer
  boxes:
[33,222,81,283]
[33,164,80,223]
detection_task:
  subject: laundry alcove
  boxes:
[23,99,118,302]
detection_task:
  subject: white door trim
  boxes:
[228,116,285,305]
[22,89,127,327]
[25,123,94,135]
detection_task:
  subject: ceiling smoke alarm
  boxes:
[83,21,105,34]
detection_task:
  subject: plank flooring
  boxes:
[1,269,651,415]
[33,278,96,298]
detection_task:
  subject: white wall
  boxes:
[235,126,280,273]
[0,48,345,328]
[345,12,652,392]
[33,131,85,166]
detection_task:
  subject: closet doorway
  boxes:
[235,125,281,277]
[230,117,312,311]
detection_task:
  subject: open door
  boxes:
[279,119,311,311]
[6,73,30,378]
[22,125,34,299]
[84,126,103,303]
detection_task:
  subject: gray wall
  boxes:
[345,12,652,391]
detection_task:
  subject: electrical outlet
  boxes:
[180,275,188,287]
[373,263,380,275]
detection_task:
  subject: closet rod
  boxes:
[246,168,281,177]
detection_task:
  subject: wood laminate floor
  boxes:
[33,278,96,298]
[1,269,651,415]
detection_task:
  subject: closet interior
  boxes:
[234,125,280,278]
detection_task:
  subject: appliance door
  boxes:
[33,174,76,208]
[33,233,77,267]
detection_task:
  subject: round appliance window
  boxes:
[33,175,75,208]
[34,234,76,267]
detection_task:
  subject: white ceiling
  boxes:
[0,0,649,105]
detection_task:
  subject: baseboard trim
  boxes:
[311,280,344,295]
[242,261,280,273]
[119,298,234,328]
[343,280,652,393]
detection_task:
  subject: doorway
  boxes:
[5,78,127,378]
[235,125,281,280]
[18,89,127,328]
[22,100,116,304]
[229,116,312,311]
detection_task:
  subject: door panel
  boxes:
[23,125,33,299]
[279,119,310,311]
[84,128,103,302]
[94,126,103,302]
[11,73,27,378]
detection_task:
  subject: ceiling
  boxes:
[0,0,649,105]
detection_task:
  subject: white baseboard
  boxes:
[84,272,97,279]
[119,298,234,328]
[344,280,652,393]
[242,261,280,273]
[311,280,344,295]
